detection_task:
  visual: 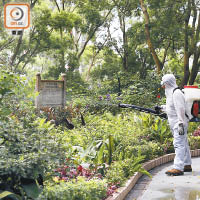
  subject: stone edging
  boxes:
[106,149,200,200]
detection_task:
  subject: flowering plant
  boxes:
[193,127,200,137]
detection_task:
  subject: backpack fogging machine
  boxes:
[119,85,200,122]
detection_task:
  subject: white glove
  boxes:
[178,123,184,135]
[161,105,166,112]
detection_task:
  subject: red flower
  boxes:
[157,94,161,98]
[77,165,83,172]
[63,165,69,169]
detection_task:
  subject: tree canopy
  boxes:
[0,0,200,86]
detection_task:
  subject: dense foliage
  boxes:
[0,70,69,199]
[1,0,200,199]
[1,65,200,199]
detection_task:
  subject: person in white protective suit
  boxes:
[161,74,192,176]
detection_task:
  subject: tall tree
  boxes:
[139,0,200,85]
[107,0,138,71]
[139,0,163,73]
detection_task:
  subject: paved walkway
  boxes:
[125,157,200,200]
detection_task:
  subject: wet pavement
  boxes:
[125,157,200,200]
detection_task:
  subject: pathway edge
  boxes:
[106,149,200,200]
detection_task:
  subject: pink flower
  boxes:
[61,169,66,176]
[62,177,69,181]
[63,165,69,169]
[110,185,117,190]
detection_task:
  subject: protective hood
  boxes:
[161,74,178,98]
[161,74,178,89]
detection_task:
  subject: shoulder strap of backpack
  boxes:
[172,87,189,119]
[173,87,181,94]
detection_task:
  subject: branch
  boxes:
[191,0,197,30]
[30,0,38,9]
[14,49,30,70]
[21,43,39,71]
[87,37,108,80]
[77,8,113,59]
[107,26,123,58]
[190,0,197,53]
[122,16,128,70]
[10,31,24,69]
[62,0,65,10]
[0,56,6,64]
[77,27,97,59]
[53,0,60,12]
[77,32,82,44]
[13,25,40,71]
[0,38,15,51]
[161,41,171,66]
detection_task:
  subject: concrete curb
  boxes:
[106,149,200,200]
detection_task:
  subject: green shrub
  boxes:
[0,116,68,199]
[105,156,150,186]
[0,70,68,199]
[121,142,164,161]
[189,136,200,150]
[38,177,107,200]
[105,161,126,186]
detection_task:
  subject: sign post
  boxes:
[35,73,66,108]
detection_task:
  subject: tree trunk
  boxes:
[10,32,24,70]
[189,49,200,85]
[139,55,147,79]
[181,0,191,87]
[182,51,190,87]
[86,58,95,81]
[139,0,162,74]
[118,12,128,71]
[189,1,200,84]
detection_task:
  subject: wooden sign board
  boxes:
[35,73,66,108]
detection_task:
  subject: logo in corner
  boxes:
[4,3,30,29]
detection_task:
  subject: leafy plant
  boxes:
[0,115,68,199]
[82,134,115,166]
[0,71,69,199]
[105,155,151,186]
[38,177,107,200]
[189,136,200,150]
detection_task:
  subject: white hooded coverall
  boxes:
[161,74,191,171]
